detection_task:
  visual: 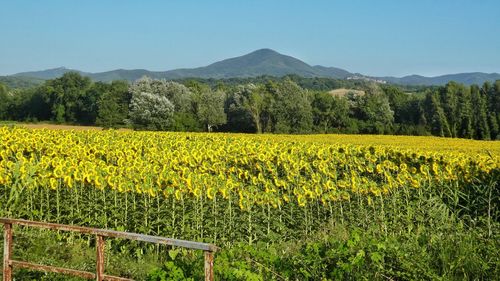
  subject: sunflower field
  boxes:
[1,126,499,280]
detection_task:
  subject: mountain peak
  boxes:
[249,48,279,55]
[234,48,286,62]
[40,66,69,72]
[13,66,80,79]
[186,48,341,79]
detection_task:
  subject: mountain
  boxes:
[161,48,337,79]
[9,49,500,86]
[88,69,165,82]
[0,76,44,88]
[14,67,89,80]
[312,65,352,79]
[377,72,500,86]
[11,49,353,82]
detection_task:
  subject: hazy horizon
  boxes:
[1,0,499,77]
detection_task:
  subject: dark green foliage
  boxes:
[457,86,473,138]
[471,85,491,139]
[353,92,394,134]
[266,79,313,134]
[0,83,8,120]
[96,81,131,128]
[418,81,499,140]
[76,82,104,124]
[424,90,452,137]
[169,112,203,132]
[4,87,51,121]
[381,85,412,124]
[43,72,93,123]
[312,92,350,133]
[177,75,369,92]
[486,81,500,139]
[224,85,259,133]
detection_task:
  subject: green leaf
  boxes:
[370,251,383,264]
[168,248,180,260]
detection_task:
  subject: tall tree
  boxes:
[225,84,258,133]
[163,81,194,113]
[228,84,267,133]
[96,81,131,128]
[456,85,473,139]
[40,72,92,123]
[162,81,202,131]
[487,81,500,139]
[0,83,8,119]
[127,77,175,131]
[312,91,335,133]
[471,84,490,139]
[440,82,462,137]
[243,85,266,134]
[382,85,410,124]
[195,89,227,132]
[424,90,451,137]
[267,79,313,134]
[354,92,394,134]
[77,82,106,124]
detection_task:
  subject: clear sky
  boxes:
[1,0,499,77]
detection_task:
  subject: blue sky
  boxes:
[0,0,499,76]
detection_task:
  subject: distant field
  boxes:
[9,122,131,131]
[21,123,104,130]
[328,88,365,97]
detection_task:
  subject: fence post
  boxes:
[3,223,12,281]
[204,251,214,281]
[96,235,105,281]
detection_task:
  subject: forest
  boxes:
[0,72,499,140]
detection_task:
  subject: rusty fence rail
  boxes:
[1,218,218,281]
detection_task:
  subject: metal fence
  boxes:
[1,218,218,281]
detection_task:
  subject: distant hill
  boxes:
[159,48,348,79]
[88,69,164,82]
[312,65,352,79]
[14,67,89,80]
[9,49,500,86]
[377,72,500,86]
[11,49,353,82]
[0,76,44,88]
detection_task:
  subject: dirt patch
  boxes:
[19,123,130,131]
[328,88,365,97]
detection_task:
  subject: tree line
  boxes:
[0,72,498,139]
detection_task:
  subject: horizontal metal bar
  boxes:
[0,218,218,252]
[10,260,134,281]
[10,260,95,279]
